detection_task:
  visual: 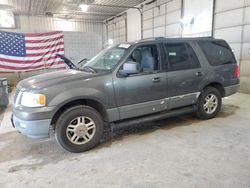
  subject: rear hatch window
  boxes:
[198,40,236,66]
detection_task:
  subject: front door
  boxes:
[114,43,167,120]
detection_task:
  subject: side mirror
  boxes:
[118,61,140,77]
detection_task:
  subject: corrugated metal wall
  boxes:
[106,15,127,44]
[142,0,182,38]
[214,0,250,93]
[105,0,182,42]
[12,15,104,34]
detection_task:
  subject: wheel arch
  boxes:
[201,82,225,97]
[50,98,108,129]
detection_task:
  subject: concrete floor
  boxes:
[0,93,250,188]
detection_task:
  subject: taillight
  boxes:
[233,64,239,78]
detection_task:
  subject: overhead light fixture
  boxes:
[79,4,89,12]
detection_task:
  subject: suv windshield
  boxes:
[82,46,128,72]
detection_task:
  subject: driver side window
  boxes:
[123,44,160,74]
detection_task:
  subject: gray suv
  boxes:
[12,37,239,152]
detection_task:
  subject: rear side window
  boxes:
[164,42,200,71]
[198,41,236,66]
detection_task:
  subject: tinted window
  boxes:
[199,41,236,66]
[164,42,200,71]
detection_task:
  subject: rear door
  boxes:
[163,41,204,109]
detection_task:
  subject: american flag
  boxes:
[0,31,66,72]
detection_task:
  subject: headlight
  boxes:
[21,92,46,107]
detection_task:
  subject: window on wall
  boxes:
[164,42,200,71]
[198,41,236,66]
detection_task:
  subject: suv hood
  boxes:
[17,69,94,91]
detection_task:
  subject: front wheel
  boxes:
[55,105,104,153]
[196,87,222,119]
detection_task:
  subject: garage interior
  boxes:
[0,0,250,187]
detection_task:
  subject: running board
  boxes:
[111,106,197,131]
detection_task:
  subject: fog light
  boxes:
[20,123,27,129]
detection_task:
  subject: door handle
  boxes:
[152,77,161,83]
[195,72,203,77]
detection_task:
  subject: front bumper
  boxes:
[12,115,51,138]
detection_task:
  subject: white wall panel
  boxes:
[127,8,141,42]
[166,23,181,36]
[240,60,250,77]
[159,4,166,15]
[144,19,153,30]
[143,29,153,38]
[245,7,250,24]
[143,9,153,20]
[154,15,165,27]
[243,25,250,42]
[142,0,181,38]
[166,0,182,12]
[242,43,250,60]
[215,9,243,29]
[214,26,242,43]
[154,26,165,37]
[106,16,126,44]
[229,43,241,61]
[63,32,102,62]
[166,10,181,25]
[215,0,244,13]
[154,7,160,17]
[143,1,157,11]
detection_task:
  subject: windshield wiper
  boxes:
[82,66,96,73]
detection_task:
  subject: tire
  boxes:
[55,105,104,153]
[196,87,222,120]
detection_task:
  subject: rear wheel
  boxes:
[196,87,222,119]
[55,105,103,153]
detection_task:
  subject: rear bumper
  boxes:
[224,84,239,97]
[12,115,51,138]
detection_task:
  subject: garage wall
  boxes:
[0,15,104,85]
[105,0,182,42]
[106,15,127,44]
[142,0,182,38]
[214,0,250,93]
[63,32,102,62]
[182,0,213,37]
[2,15,104,61]
[127,8,141,42]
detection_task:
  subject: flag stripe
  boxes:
[25,32,63,40]
[0,54,63,64]
[26,45,64,54]
[25,35,64,44]
[25,39,64,47]
[26,48,64,57]
[25,31,62,37]
[0,60,65,70]
[0,49,64,61]
[26,41,64,50]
